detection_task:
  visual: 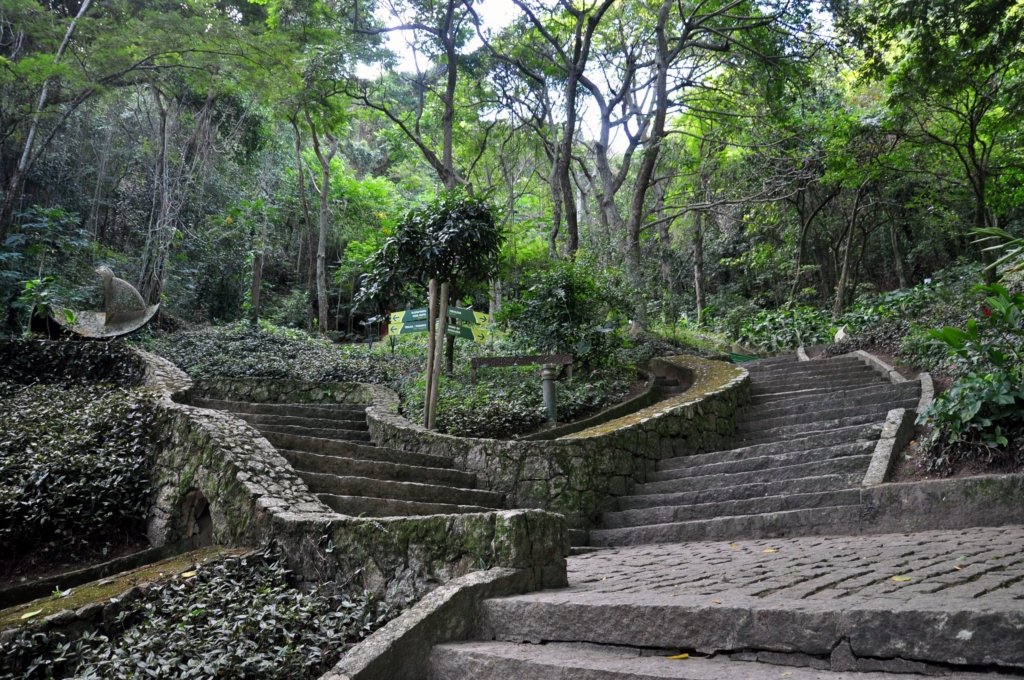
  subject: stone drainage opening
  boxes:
[179,489,214,548]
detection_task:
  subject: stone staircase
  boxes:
[191,398,505,517]
[589,354,921,546]
[420,355,1022,678]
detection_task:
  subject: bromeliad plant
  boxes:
[919,284,1024,472]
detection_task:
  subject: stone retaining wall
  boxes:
[367,356,749,529]
[142,352,567,606]
[2,341,567,612]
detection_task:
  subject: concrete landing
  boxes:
[479,526,1024,672]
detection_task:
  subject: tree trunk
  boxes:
[0,0,92,241]
[249,248,263,325]
[291,117,317,330]
[305,113,339,333]
[424,279,438,427]
[427,282,450,430]
[832,187,864,320]
[693,211,706,326]
[889,218,907,289]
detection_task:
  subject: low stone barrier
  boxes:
[141,353,568,606]
[1,340,567,614]
[367,356,749,529]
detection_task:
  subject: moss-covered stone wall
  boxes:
[1,342,567,610]
[367,356,750,529]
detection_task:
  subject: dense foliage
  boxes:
[143,322,417,385]
[499,259,630,367]
[0,549,392,680]
[919,284,1024,473]
[0,382,155,571]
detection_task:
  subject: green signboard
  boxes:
[388,307,490,341]
[390,308,428,324]
[447,307,490,324]
[446,324,490,341]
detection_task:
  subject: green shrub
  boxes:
[0,548,393,680]
[919,284,1024,473]
[737,305,833,351]
[0,383,156,563]
[144,322,418,385]
[499,260,629,367]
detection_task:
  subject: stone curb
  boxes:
[861,408,917,487]
[320,568,535,680]
[363,356,750,528]
[847,349,907,383]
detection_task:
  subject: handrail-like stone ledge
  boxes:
[0,340,568,620]
[561,356,747,439]
[366,355,749,529]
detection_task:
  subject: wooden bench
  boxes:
[470,354,573,383]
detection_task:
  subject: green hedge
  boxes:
[0,549,392,680]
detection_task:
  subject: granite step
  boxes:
[646,441,875,482]
[750,374,885,395]
[232,412,368,431]
[429,641,996,679]
[746,356,863,373]
[615,473,864,511]
[318,493,494,517]
[475,529,1024,672]
[735,397,919,432]
[191,397,368,419]
[254,424,372,442]
[260,431,453,469]
[588,504,864,546]
[635,456,871,496]
[748,382,920,416]
[280,449,478,488]
[298,471,503,507]
[733,415,892,446]
[662,424,882,469]
[601,488,863,529]
[748,364,877,381]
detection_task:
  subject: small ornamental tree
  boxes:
[360,190,503,428]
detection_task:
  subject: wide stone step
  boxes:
[260,431,453,469]
[588,504,864,546]
[704,421,880,458]
[191,397,367,419]
[428,641,978,680]
[616,473,864,511]
[749,366,876,383]
[749,382,920,416]
[734,414,889,446]
[280,449,478,488]
[747,356,863,374]
[255,424,372,442]
[298,471,505,508]
[233,412,368,431]
[746,355,799,367]
[318,493,494,517]
[636,455,871,496]
[736,397,918,433]
[751,374,885,395]
[601,488,863,529]
[647,441,875,482]
[479,529,1024,671]
[663,424,882,469]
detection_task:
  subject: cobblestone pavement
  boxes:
[548,526,1024,610]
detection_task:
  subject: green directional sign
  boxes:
[389,320,430,335]
[390,308,428,325]
[446,323,490,341]
[447,307,490,324]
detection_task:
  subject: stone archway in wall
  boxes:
[179,488,214,548]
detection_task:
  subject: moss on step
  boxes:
[0,546,245,631]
